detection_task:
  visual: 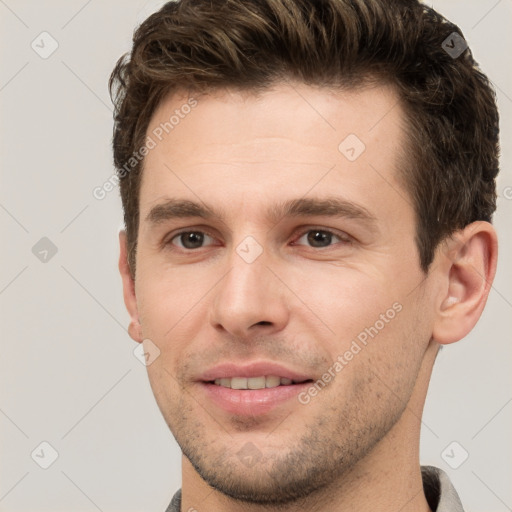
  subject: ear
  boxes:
[432,221,498,345]
[119,229,143,343]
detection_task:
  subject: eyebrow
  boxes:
[144,197,377,228]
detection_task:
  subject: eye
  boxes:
[165,227,351,252]
[168,230,216,250]
[293,228,351,249]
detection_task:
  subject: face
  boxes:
[128,82,438,504]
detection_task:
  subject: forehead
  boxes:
[139,81,409,224]
[147,81,404,148]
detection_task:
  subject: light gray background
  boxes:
[0,1,510,511]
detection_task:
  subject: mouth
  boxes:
[197,362,315,416]
[206,375,313,389]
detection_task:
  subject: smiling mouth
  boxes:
[206,375,313,389]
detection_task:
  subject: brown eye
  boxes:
[307,230,333,248]
[169,231,214,249]
[294,229,350,248]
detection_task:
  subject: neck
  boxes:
[180,341,438,512]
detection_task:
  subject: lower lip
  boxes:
[199,382,312,416]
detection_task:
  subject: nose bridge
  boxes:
[209,235,288,336]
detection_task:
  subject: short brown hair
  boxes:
[109,0,500,278]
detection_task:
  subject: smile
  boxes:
[210,375,310,389]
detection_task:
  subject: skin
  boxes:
[119,81,497,512]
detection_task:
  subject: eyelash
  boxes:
[164,227,352,251]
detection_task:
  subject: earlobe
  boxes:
[432,221,498,345]
[119,229,143,343]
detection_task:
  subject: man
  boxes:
[111,1,500,510]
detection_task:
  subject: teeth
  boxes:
[213,375,298,389]
[231,377,248,389]
[265,375,281,388]
[248,376,266,389]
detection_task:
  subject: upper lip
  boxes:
[198,362,313,382]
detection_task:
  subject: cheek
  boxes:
[135,262,206,338]
[135,266,215,397]
[331,303,429,423]
[292,267,406,346]
[298,265,432,397]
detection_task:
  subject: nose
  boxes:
[209,243,290,339]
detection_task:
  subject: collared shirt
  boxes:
[165,465,464,512]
